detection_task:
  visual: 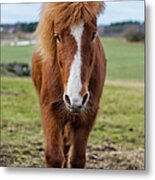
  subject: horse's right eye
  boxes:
[91,32,96,42]
[54,34,61,43]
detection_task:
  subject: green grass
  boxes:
[0,37,144,167]
[1,38,144,148]
[1,77,42,161]
[89,80,144,149]
[101,37,144,80]
[1,37,144,81]
[1,77,40,122]
[1,45,35,65]
[1,77,144,151]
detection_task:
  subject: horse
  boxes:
[32,2,107,168]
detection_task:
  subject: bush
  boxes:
[124,30,145,42]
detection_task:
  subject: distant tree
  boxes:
[15,22,38,33]
[124,30,145,42]
[110,21,141,27]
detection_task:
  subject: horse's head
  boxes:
[54,20,97,113]
[36,2,104,113]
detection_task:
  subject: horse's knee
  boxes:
[45,149,64,168]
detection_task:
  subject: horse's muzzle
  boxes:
[63,92,89,114]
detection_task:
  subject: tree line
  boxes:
[1,21,144,41]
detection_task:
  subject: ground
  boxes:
[0,37,144,169]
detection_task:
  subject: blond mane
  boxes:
[35,2,105,61]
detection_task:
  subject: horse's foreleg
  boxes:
[63,122,73,168]
[68,125,91,168]
[42,107,65,168]
[45,126,64,168]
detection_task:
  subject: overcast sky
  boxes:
[1,1,144,25]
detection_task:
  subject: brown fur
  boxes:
[32,2,107,168]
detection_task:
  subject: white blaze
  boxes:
[66,21,84,106]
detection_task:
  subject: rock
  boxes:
[0,62,31,76]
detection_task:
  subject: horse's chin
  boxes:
[69,109,81,115]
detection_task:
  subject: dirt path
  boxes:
[0,143,144,170]
[86,145,144,169]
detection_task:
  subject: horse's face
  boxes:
[54,20,97,113]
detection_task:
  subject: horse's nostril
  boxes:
[82,92,89,105]
[64,94,71,105]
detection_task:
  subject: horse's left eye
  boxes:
[91,32,96,41]
[54,34,61,43]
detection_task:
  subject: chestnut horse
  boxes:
[32,2,107,168]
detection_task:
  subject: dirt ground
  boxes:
[0,143,144,170]
[86,145,144,169]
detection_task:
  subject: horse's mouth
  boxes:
[65,104,83,114]
[68,107,81,114]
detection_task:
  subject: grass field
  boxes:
[0,37,145,169]
[1,37,144,80]
[101,38,144,80]
[1,45,35,65]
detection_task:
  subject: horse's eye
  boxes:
[91,32,96,41]
[54,34,61,43]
